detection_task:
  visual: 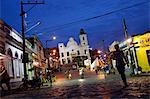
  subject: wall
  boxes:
[133,33,150,72]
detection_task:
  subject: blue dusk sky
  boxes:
[1,0,150,50]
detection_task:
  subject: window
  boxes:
[62,59,65,64]
[15,52,18,58]
[61,53,64,57]
[7,48,14,77]
[67,52,69,56]
[84,50,87,54]
[67,58,71,63]
[77,50,80,55]
[146,50,150,65]
[83,37,85,40]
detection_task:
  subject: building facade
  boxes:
[0,20,34,82]
[58,29,91,65]
[110,31,150,73]
[27,36,46,75]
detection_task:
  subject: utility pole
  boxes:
[20,0,44,80]
[123,18,129,40]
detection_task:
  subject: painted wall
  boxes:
[133,33,150,72]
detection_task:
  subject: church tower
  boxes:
[79,28,88,46]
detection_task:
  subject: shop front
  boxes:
[32,55,46,78]
[119,32,150,73]
[132,32,150,72]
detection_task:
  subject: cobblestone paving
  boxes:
[1,75,150,99]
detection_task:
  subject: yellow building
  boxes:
[119,31,150,73]
[132,32,150,72]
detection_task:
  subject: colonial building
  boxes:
[0,19,34,82]
[58,28,91,65]
[27,35,46,75]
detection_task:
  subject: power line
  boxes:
[39,1,149,33]
[25,4,37,13]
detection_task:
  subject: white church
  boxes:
[58,28,91,65]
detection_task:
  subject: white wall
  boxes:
[58,36,91,65]
[5,43,24,82]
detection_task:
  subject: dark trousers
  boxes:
[0,81,11,91]
[120,72,128,86]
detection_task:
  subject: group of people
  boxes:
[65,68,85,79]
[0,44,129,91]
[65,69,72,79]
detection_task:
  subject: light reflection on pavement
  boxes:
[1,71,150,99]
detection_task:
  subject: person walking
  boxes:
[47,71,52,87]
[79,68,84,79]
[111,44,128,88]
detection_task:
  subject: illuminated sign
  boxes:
[139,33,150,47]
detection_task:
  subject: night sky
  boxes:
[1,0,150,50]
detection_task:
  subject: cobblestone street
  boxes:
[1,73,150,99]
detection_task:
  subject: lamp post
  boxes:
[25,21,41,33]
[20,0,44,80]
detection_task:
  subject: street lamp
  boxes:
[97,50,102,54]
[46,36,56,48]
[25,21,41,33]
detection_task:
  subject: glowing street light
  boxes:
[46,36,57,48]
[97,50,102,54]
[52,36,56,40]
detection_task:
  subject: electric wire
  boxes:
[38,1,149,34]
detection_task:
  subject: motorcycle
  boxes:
[19,77,42,90]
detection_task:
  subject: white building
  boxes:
[58,29,91,65]
[0,20,34,82]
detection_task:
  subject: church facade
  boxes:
[58,29,91,65]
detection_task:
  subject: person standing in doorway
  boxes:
[112,44,128,88]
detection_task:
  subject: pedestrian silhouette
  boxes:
[112,44,128,87]
[0,66,11,91]
[47,71,52,87]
